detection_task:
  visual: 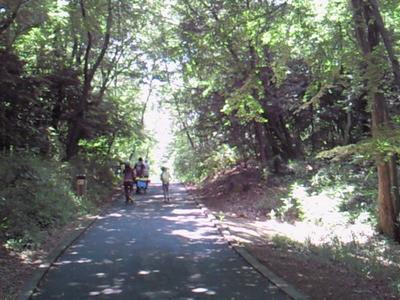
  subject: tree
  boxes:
[350,0,400,240]
[0,50,51,153]
[64,0,113,160]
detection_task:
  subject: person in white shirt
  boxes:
[160,166,170,203]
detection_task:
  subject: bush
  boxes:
[0,154,96,248]
[173,142,239,184]
[269,160,378,227]
[66,156,119,206]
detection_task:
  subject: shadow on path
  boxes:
[31,183,291,299]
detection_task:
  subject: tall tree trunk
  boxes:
[140,77,154,126]
[343,110,352,145]
[175,101,196,150]
[164,62,196,150]
[279,115,303,159]
[351,0,400,240]
[248,42,270,167]
[389,155,400,218]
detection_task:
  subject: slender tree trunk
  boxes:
[265,114,300,160]
[343,111,352,145]
[176,103,196,150]
[279,115,303,159]
[254,121,268,167]
[264,122,279,156]
[102,131,117,164]
[65,0,112,160]
[164,62,196,150]
[368,0,400,85]
[389,155,400,218]
[140,77,154,126]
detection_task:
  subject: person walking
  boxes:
[122,162,135,203]
[134,158,145,177]
[134,158,145,193]
[160,166,170,203]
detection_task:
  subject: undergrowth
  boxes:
[0,153,118,250]
[261,160,400,298]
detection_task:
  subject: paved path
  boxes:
[31,183,292,299]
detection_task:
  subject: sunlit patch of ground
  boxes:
[223,217,375,246]
[188,166,400,300]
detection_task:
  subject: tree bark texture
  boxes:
[351,0,400,240]
[372,92,398,239]
[254,121,268,167]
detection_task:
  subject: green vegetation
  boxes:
[1,0,400,290]
[255,160,400,297]
[0,154,118,249]
[286,162,376,224]
[0,0,153,249]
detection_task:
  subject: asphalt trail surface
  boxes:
[31,183,291,299]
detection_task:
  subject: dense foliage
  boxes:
[0,0,153,247]
[1,0,400,244]
[162,0,400,240]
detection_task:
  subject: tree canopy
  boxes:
[2,0,400,241]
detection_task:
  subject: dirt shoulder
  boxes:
[187,166,396,300]
[0,217,90,299]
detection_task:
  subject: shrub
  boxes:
[173,142,239,184]
[0,154,94,248]
[66,156,119,206]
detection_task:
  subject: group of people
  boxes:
[122,158,170,203]
[122,158,149,203]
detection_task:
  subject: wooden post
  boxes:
[76,174,87,197]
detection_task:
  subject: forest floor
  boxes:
[188,165,398,300]
[1,168,398,300]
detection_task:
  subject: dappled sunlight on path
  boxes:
[31,183,290,300]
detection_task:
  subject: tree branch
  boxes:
[0,0,25,35]
[368,0,400,85]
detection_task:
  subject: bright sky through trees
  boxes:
[143,86,173,177]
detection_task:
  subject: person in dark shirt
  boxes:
[134,157,145,178]
[122,162,135,203]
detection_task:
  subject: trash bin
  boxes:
[76,174,87,197]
